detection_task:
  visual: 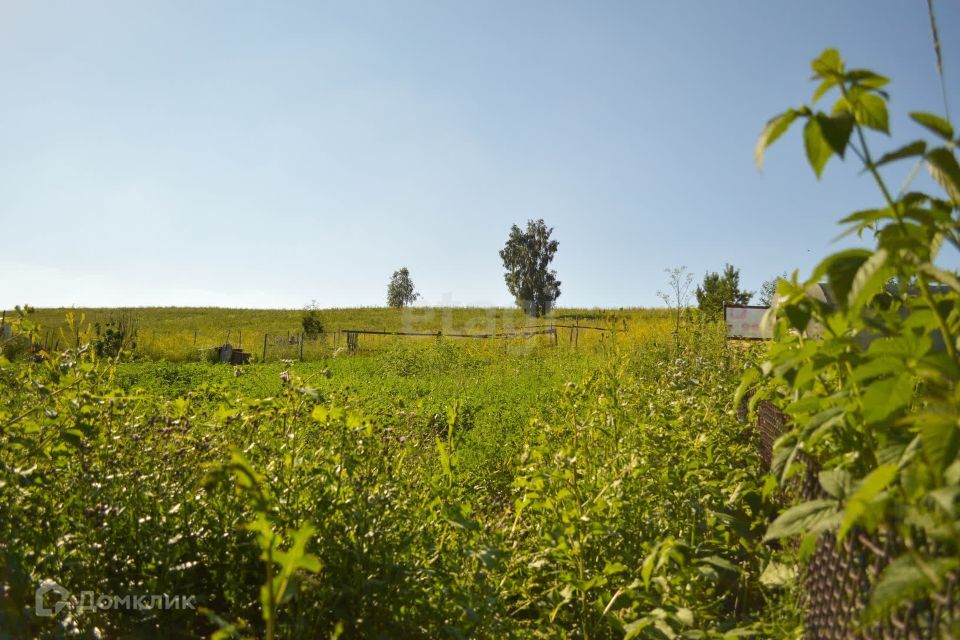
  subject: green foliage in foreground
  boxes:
[747,49,960,627]
[0,322,800,638]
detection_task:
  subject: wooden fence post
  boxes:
[262,333,268,362]
[299,332,304,361]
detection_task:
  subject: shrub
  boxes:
[301,301,324,336]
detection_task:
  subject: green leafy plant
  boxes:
[657,265,694,348]
[746,47,960,626]
[204,452,321,640]
[93,310,139,359]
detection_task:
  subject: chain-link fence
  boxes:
[739,398,959,639]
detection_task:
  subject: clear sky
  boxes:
[2,1,958,309]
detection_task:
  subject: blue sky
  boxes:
[1,1,958,309]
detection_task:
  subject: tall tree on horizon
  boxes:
[387,267,420,308]
[499,219,561,317]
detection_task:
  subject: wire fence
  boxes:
[258,323,619,360]
[739,398,959,639]
[1,314,625,363]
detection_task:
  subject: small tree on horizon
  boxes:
[387,267,420,308]
[758,272,788,306]
[499,219,561,317]
[695,264,753,319]
[301,300,324,336]
[657,266,694,341]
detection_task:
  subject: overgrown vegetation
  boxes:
[93,310,139,359]
[0,307,798,637]
[657,266,694,347]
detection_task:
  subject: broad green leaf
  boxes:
[698,555,739,573]
[948,460,960,485]
[275,523,322,576]
[675,607,694,626]
[838,207,891,227]
[855,465,898,502]
[812,77,837,103]
[867,333,933,360]
[861,374,914,424]
[653,618,677,639]
[853,92,889,133]
[815,249,871,308]
[918,263,960,293]
[735,363,761,396]
[819,468,853,499]
[850,357,903,384]
[838,464,897,538]
[782,300,813,334]
[875,141,926,168]
[641,546,657,588]
[847,248,891,311]
[811,48,843,77]
[815,112,854,157]
[798,532,819,561]
[803,117,833,178]
[918,415,960,473]
[764,499,839,541]
[758,561,797,588]
[847,69,890,89]
[867,554,959,621]
[917,351,960,380]
[928,486,960,515]
[443,503,480,531]
[436,437,452,479]
[756,110,798,170]
[623,619,651,640]
[910,112,955,140]
[926,147,960,203]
